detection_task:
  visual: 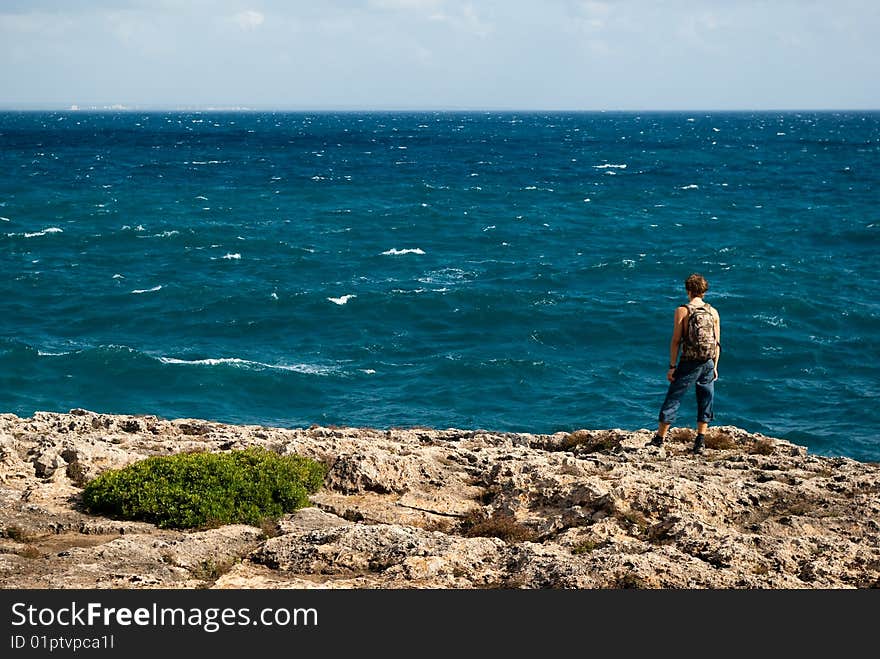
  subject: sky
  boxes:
[1,0,878,110]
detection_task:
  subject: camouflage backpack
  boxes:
[681,303,717,361]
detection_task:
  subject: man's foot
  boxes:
[692,434,705,454]
[648,434,664,447]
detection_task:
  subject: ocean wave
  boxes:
[157,356,336,375]
[418,268,474,286]
[131,285,162,294]
[7,227,64,238]
[382,248,425,256]
[753,314,786,327]
[222,253,241,260]
[327,294,356,305]
[593,163,627,169]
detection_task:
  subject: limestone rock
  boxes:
[0,410,877,589]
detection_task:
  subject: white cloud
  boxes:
[427,3,492,38]
[233,9,264,30]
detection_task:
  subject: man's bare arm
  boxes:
[669,306,687,367]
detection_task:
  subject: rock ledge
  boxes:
[1,410,878,589]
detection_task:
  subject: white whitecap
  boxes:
[195,195,208,200]
[680,184,699,190]
[754,314,786,327]
[23,227,63,238]
[131,285,162,294]
[593,163,627,169]
[328,294,356,305]
[157,356,335,375]
[0,216,10,222]
[222,253,241,259]
[112,274,125,279]
[381,248,425,256]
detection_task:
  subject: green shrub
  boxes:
[82,448,325,530]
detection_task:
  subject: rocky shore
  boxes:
[1,410,878,589]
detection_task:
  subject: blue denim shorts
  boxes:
[658,358,715,424]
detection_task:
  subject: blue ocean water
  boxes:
[1,111,877,462]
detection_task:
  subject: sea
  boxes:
[1,110,877,462]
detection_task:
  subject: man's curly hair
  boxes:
[685,273,709,297]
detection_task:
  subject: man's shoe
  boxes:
[692,435,705,454]
[648,435,664,447]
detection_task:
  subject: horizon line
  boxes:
[2,104,879,113]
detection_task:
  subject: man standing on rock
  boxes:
[649,273,721,454]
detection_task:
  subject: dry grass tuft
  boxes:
[705,432,737,450]
[259,518,281,539]
[667,428,694,442]
[614,508,649,533]
[747,438,776,455]
[66,461,88,487]
[460,510,537,543]
[561,430,621,453]
[572,539,600,555]
[613,572,649,589]
[4,526,30,542]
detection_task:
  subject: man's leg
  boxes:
[652,362,699,446]
[651,420,671,446]
[693,362,716,454]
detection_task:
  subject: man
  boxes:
[649,273,721,454]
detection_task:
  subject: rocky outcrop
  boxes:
[1,410,878,589]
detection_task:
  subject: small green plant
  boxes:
[572,540,598,555]
[82,448,325,530]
